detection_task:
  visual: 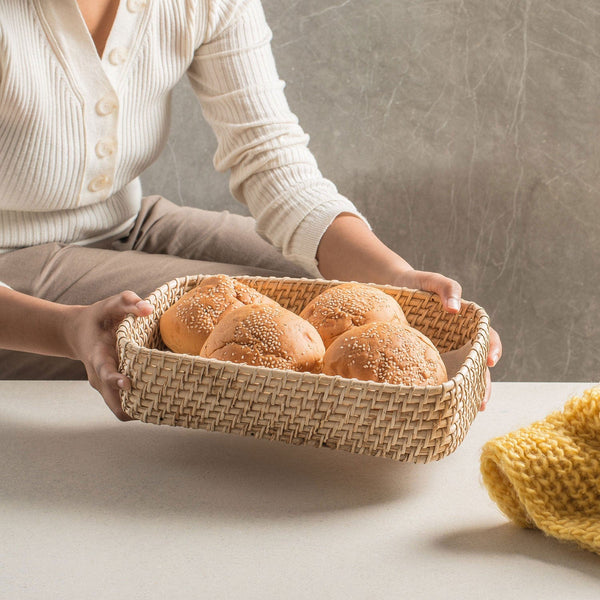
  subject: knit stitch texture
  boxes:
[480,386,600,555]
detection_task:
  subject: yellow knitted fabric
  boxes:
[480,386,600,555]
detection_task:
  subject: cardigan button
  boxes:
[95,96,118,116]
[95,138,116,159]
[127,0,147,12]
[88,175,112,193]
[108,47,128,66]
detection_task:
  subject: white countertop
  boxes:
[1,381,599,599]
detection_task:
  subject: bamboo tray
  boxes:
[116,275,489,463]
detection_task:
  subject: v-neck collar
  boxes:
[35,0,151,94]
[70,0,121,61]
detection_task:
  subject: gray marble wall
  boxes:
[141,0,600,382]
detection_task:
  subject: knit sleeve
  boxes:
[187,0,370,277]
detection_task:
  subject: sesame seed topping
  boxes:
[202,303,325,373]
[323,321,446,385]
[300,283,407,347]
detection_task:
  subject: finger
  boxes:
[414,271,462,313]
[94,351,120,385]
[85,365,132,421]
[92,351,130,405]
[480,367,491,411]
[102,376,134,422]
[101,291,153,324]
[117,290,153,317]
[487,326,503,367]
[100,364,135,421]
[102,366,133,420]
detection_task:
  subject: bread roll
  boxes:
[300,282,408,348]
[159,275,278,355]
[201,303,325,373]
[322,321,447,385]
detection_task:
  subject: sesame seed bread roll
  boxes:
[200,303,325,373]
[299,283,408,348]
[322,321,447,386]
[159,275,279,355]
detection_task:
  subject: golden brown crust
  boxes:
[300,283,408,348]
[322,321,447,385]
[200,303,325,373]
[159,275,278,355]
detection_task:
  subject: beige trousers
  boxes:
[0,196,311,379]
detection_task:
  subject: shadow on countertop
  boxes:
[0,417,423,521]
[434,523,600,579]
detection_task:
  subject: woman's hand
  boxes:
[316,213,502,410]
[67,291,153,420]
[0,287,153,420]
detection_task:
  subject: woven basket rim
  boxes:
[116,274,490,394]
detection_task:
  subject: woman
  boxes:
[0,0,501,419]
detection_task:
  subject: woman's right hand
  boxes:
[67,291,153,420]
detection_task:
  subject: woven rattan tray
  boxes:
[116,275,489,463]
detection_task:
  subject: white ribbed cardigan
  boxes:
[0,0,367,276]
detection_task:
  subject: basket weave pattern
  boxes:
[117,276,489,463]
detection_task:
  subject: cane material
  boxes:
[116,276,489,462]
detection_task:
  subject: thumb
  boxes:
[102,290,153,323]
[413,271,462,313]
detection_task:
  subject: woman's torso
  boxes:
[0,0,204,247]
